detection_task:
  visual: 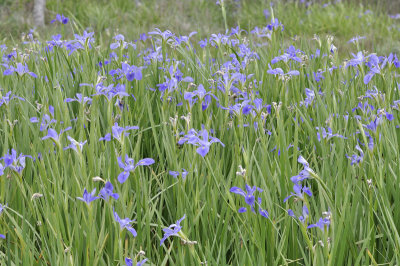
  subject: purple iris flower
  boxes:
[137,259,148,266]
[389,14,400,19]
[366,54,380,68]
[385,112,394,121]
[283,184,312,202]
[64,41,83,55]
[109,34,135,50]
[99,181,119,201]
[157,65,193,93]
[348,36,365,44]
[148,28,175,41]
[64,31,94,55]
[110,34,125,49]
[125,258,133,266]
[217,102,244,116]
[0,203,7,215]
[0,91,25,107]
[112,123,139,141]
[236,43,259,61]
[209,33,230,47]
[363,69,380,85]
[259,208,269,219]
[271,46,302,64]
[121,63,142,81]
[198,38,208,48]
[267,18,284,31]
[117,155,155,183]
[74,31,95,46]
[287,70,300,76]
[287,209,296,218]
[160,214,186,246]
[63,136,87,152]
[3,63,37,78]
[1,149,32,175]
[380,53,396,68]
[298,205,309,223]
[313,71,325,82]
[316,127,346,142]
[241,98,271,119]
[267,65,284,75]
[92,83,131,102]
[267,64,299,76]
[289,205,309,224]
[178,128,225,157]
[99,122,139,143]
[139,33,148,41]
[347,51,365,67]
[169,169,188,179]
[65,93,92,105]
[363,117,382,132]
[170,32,197,46]
[250,26,271,38]
[113,209,137,237]
[308,217,330,231]
[30,112,57,132]
[0,204,7,239]
[242,104,254,116]
[393,99,400,109]
[42,127,72,143]
[3,50,16,62]
[346,145,364,165]
[184,84,218,110]
[125,258,148,266]
[98,133,112,142]
[300,88,315,107]
[142,46,163,63]
[77,188,100,205]
[290,156,315,183]
[357,132,375,151]
[47,34,64,51]
[50,14,69,24]
[352,101,374,114]
[157,76,178,92]
[230,185,268,218]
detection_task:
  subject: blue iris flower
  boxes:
[77,188,100,205]
[230,184,269,218]
[160,214,186,246]
[113,209,137,237]
[99,181,119,201]
[117,155,155,183]
[178,128,224,157]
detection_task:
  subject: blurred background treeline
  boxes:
[1,0,400,54]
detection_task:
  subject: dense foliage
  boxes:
[1,1,400,265]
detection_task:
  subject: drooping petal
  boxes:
[229,187,246,197]
[118,171,130,183]
[126,227,137,237]
[196,145,210,157]
[136,158,155,166]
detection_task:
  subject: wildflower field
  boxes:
[2,0,400,265]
